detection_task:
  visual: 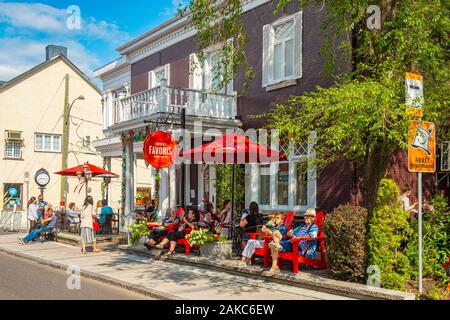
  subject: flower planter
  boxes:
[199,241,232,260]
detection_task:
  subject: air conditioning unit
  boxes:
[5,130,23,141]
[441,142,450,172]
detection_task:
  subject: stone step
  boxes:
[55,232,127,249]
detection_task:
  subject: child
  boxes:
[239,213,287,266]
[264,213,285,251]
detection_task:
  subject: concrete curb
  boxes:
[0,246,180,301]
[120,245,416,301]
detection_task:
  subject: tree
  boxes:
[183,0,450,213]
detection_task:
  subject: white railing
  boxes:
[113,79,237,125]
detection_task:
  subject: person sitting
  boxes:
[144,208,180,250]
[265,209,319,276]
[18,208,57,245]
[98,200,113,225]
[240,202,263,242]
[67,202,80,224]
[217,200,233,238]
[240,212,287,266]
[159,209,199,258]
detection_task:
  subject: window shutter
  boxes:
[148,71,155,89]
[262,24,270,87]
[164,63,171,85]
[294,11,303,80]
[189,53,203,90]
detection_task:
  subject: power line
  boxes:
[70,115,103,126]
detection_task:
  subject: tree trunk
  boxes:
[361,143,392,216]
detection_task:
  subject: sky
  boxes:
[0,0,187,83]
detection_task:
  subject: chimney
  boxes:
[45,45,68,61]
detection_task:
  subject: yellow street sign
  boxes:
[408,120,436,173]
[406,108,424,118]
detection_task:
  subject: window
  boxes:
[256,133,316,210]
[35,133,61,152]
[262,11,303,87]
[295,163,308,206]
[276,163,289,206]
[190,44,234,94]
[148,64,170,89]
[273,20,294,81]
[4,130,23,159]
[259,165,271,205]
[5,141,22,159]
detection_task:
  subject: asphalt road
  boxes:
[0,251,154,300]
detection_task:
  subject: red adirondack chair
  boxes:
[276,210,327,273]
[245,212,295,266]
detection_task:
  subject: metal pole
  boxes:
[181,107,186,209]
[418,172,423,294]
[231,163,236,221]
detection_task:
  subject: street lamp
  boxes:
[65,95,85,125]
[103,176,112,204]
[76,164,93,198]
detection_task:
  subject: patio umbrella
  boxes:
[54,162,118,178]
[181,133,287,219]
[55,162,119,197]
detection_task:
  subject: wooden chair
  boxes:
[246,211,295,267]
[276,211,327,273]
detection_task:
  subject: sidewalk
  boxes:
[0,233,354,300]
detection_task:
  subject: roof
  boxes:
[0,55,101,94]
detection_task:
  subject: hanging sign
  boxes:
[143,131,177,169]
[408,120,436,173]
[405,72,424,117]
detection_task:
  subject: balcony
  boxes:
[112,80,237,125]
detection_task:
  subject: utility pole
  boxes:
[60,74,70,207]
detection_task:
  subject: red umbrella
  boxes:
[54,162,118,178]
[181,133,286,223]
[181,133,287,164]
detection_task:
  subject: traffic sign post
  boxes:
[406,71,432,296]
[408,120,436,296]
[24,171,30,207]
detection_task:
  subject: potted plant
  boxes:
[127,221,150,245]
[187,229,232,260]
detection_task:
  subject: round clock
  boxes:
[35,169,50,187]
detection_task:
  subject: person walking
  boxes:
[80,196,99,255]
[26,197,38,232]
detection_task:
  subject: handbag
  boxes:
[93,217,100,233]
[91,207,99,232]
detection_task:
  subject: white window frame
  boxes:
[35,133,62,153]
[189,40,235,95]
[257,133,316,213]
[269,16,295,85]
[262,11,303,88]
[4,141,22,159]
[148,64,170,89]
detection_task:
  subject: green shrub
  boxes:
[324,205,368,283]
[187,229,228,246]
[367,179,413,290]
[406,194,450,286]
[128,221,151,245]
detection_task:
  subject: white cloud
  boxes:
[0,2,129,81]
[0,38,101,81]
[0,2,128,42]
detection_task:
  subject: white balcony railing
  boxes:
[112,79,237,125]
